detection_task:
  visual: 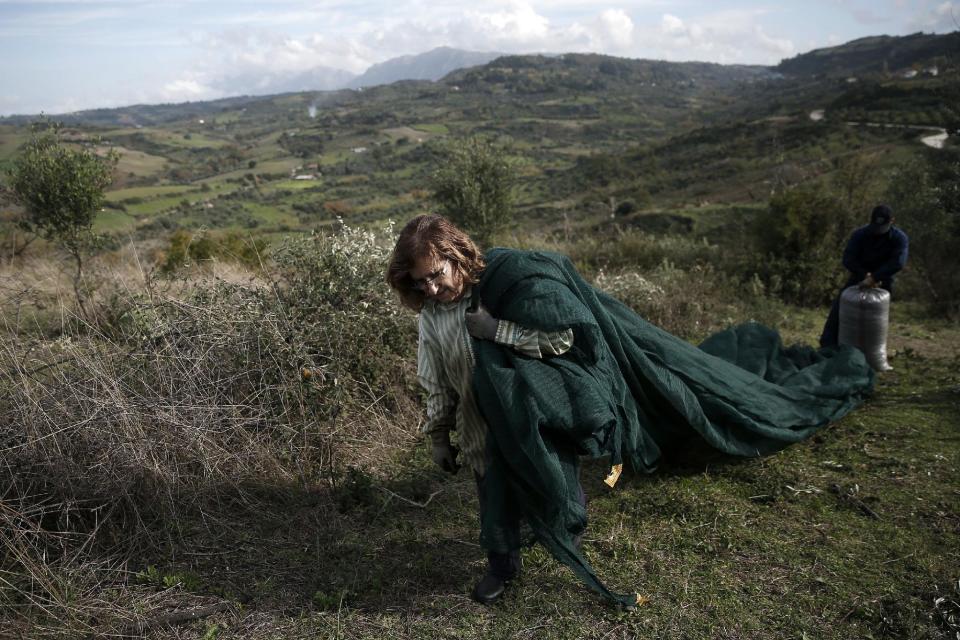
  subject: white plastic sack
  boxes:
[838,285,892,371]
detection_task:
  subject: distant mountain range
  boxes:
[1,32,956,125]
[346,46,503,89]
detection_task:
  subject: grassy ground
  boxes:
[243,202,302,228]
[0,127,31,171]
[109,145,169,178]
[106,185,196,201]
[92,208,139,232]
[121,194,193,217]
[264,179,326,192]
[412,123,450,135]
[31,304,950,640]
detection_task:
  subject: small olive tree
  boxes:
[6,122,118,315]
[430,137,515,247]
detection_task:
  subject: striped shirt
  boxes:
[417,288,574,475]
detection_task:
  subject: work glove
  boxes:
[465,302,499,341]
[859,273,879,289]
[430,430,460,474]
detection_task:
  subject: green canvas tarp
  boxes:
[471,248,875,607]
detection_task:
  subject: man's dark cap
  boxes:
[870,204,893,227]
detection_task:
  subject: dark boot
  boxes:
[471,550,520,605]
[470,572,511,605]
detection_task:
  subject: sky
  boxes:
[0,0,957,116]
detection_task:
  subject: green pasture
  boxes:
[317,149,355,166]
[412,123,450,135]
[102,126,232,150]
[106,185,195,202]
[122,194,191,217]
[169,201,300,231]
[92,209,138,233]
[163,130,233,149]
[126,128,233,150]
[0,127,30,167]
[249,142,286,161]
[243,202,301,228]
[549,144,597,158]
[213,111,244,125]
[384,164,419,179]
[337,175,371,186]
[537,95,601,106]
[381,126,429,141]
[263,178,325,192]
[108,146,168,177]
[354,194,405,214]
[514,117,592,130]
[202,158,300,182]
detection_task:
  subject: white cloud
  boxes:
[370,2,641,56]
[209,28,373,72]
[159,77,216,102]
[594,9,635,50]
[466,2,551,43]
[646,9,794,63]
[661,13,685,36]
[911,1,959,30]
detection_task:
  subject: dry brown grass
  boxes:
[0,236,421,636]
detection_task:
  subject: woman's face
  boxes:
[410,252,465,303]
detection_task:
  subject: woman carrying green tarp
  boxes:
[386,214,875,609]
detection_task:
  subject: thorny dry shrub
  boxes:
[543,228,776,338]
[566,228,720,274]
[0,488,161,638]
[594,261,784,342]
[0,222,420,635]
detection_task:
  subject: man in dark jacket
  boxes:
[820,204,909,347]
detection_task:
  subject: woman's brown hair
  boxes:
[386,214,485,311]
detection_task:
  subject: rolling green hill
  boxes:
[776,31,960,78]
[1,33,957,243]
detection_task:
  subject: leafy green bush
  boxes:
[161,229,192,272]
[430,137,515,247]
[885,153,960,318]
[161,229,269,272]
[270,221,417,391]
[749,184,860,306]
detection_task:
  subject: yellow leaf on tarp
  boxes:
[604,463,623,488]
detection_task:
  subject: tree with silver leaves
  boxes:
[6,121,118,317]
